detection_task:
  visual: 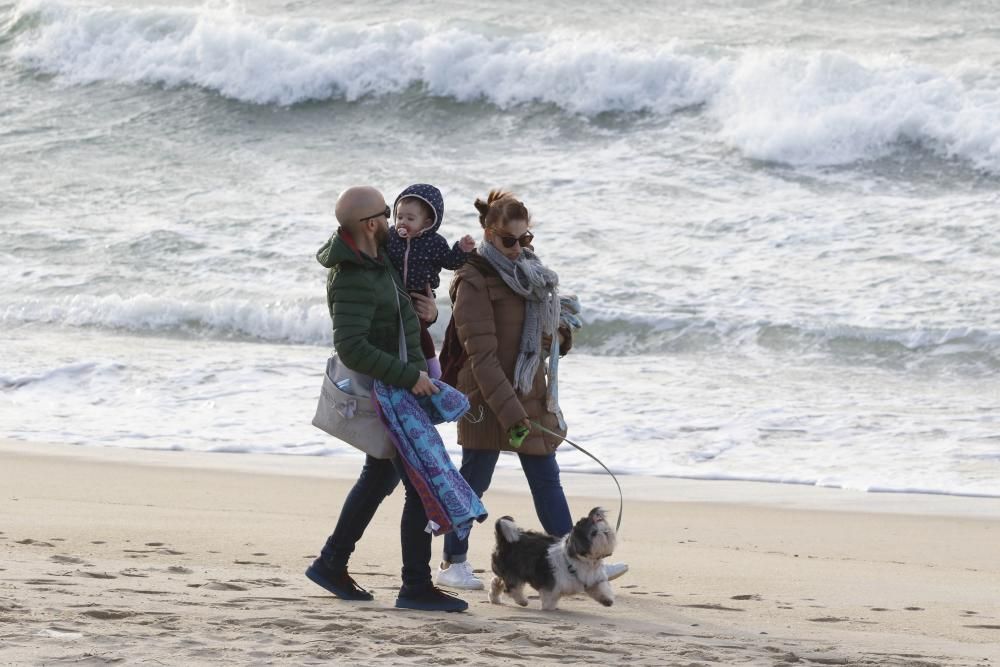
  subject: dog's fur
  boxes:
[488,507,617,611]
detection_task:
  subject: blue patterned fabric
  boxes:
[372,378,487,540]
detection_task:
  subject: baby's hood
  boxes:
[393,183,444,236]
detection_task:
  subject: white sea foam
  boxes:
[4,294,999,372]
[1,294,333,345]
[7,0,1000,170]
[0,360,125,389]
[711,50,1000,170]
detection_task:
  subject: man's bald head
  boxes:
[335,186,388,234]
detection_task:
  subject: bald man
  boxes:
[306,185,468,612]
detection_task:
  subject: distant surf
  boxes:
[6,0,1000,171]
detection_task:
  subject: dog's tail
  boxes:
[495,515,520,544]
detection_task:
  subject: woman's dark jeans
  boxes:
[442,448,573,563]
[319,454,434,589]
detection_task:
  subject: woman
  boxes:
[435,190,627,590]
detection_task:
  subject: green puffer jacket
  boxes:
[317,229,427,388]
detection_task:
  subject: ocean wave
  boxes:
[4,293,999,372]
[0,360,125,389]
[5,1,1000,171]
[1,293,333,345]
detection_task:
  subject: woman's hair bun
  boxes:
[473,197,491,226]
[474,189,529,229]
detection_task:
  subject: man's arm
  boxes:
[331,268,420,389]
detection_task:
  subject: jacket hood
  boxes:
[393,183,444,236]
[316,227,377,268]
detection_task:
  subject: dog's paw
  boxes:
[517,599,528,607]
[599,597,614,607]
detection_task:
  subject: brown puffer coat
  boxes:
[450,253,572,455]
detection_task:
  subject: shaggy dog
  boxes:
[488,507,616,611]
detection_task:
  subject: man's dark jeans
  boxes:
[320,454,434,588]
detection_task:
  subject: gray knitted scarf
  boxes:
[478,240,561,395]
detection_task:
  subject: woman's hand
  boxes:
[410,285,438,324]
[411,371,440,396]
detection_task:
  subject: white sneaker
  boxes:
[604,562,629,581]
[435,561,484,591]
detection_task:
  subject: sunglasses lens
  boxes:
[501,236,518,248]
[519,233,534,247]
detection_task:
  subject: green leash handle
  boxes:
[507,424,530,448]
[529,420,623,534]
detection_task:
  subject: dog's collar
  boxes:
[563,553,579,579]
[564,552,607,583]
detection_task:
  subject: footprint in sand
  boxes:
[118,569,149,578]
[167,566,193,574]
[905,607,924,611]
[77,571,116,579]
[81,609,136,620]
[434,621,487,634]
[124,548,185,556]
[107,588,173,595]
[681,603,745,612]
[230,578,287,588]
[15,539,55,547]
[233,559,277,567]
[808,616,848,623]
[91,541,106,545]
[200,581,248,591]
[50,555,87,565]
[731,594,761,601]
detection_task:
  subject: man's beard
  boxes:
[375,223,389,246]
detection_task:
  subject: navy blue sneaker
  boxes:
[394,584,468,612]
[305,558,373,601]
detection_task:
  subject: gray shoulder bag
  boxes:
[312,286,408,459]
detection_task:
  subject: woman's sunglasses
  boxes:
[493,230,534,248]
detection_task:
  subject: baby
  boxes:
[386,183,475,379]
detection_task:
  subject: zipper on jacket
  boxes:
[402,237,411,288]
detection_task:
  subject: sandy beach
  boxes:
[0,439,997,665]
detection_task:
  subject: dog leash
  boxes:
[529,421,623,533]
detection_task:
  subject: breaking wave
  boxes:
[3,293,999,373]
[4,0,1000,170]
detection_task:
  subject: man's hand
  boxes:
[410,285,438,324]
[411,370,439,397]
[458,234,476,253]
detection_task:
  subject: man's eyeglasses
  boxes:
[360,205,391,222]
[494,230,534,248]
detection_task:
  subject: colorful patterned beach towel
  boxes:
[372,378,487,540]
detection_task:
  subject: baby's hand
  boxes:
[458,235,475,253]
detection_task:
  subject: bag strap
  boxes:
[392,282,408,364]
